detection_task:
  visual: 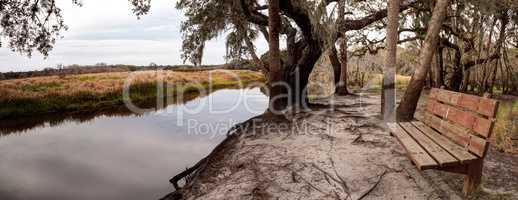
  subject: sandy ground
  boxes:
[165,94,518,200]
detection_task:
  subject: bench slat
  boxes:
[421,112,488,158]
[399,122,459,166]
[427,99,493,138]
[429,88,460,106]
[469,135,488,158]
[411,121,478,163]
[422,112,470,147]
[388,123,438,170]
[429,88,499,118]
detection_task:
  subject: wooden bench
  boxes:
[388,88,499,195]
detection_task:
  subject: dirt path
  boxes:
[166,94,518,200]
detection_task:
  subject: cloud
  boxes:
[0,0,268,72]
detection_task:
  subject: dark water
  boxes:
[0,88,268,200]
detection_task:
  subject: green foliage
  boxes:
[0,0,82,56]
[20,82,64,92]
[175,0,227,66]
[129,0,151,17]
[513,100,518,113]
[77,76,98,82]
[174,0,263,66]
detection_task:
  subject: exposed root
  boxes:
[357,170,388,200]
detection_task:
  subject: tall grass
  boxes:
[492,98,518,153]
[0,70,264,119]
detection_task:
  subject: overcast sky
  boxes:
[0,0,268,72]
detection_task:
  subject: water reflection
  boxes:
[0,87,255,135]
[0,88,268,200]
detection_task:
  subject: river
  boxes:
[0,88,268,200]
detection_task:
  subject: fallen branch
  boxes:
[169,157,207,190]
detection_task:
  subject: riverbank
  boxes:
[164,94,518,200]
[0,70,264,119]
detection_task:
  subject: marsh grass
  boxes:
[20,82,64,92]
[0,70,264,119]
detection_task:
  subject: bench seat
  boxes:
[387,88,499,195]
[388,121,478,170]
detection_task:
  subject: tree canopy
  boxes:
[2,0,518,110]
[0,0,82,56]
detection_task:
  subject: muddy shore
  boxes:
[164,94,518,200]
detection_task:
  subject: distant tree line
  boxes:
[0,60,261,80]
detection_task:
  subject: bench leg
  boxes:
[463,159,483,195]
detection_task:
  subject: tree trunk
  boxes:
[267,0,285,114]
[435,47,444,87]
[284,46,322,108]
[489,11,508,94]
[397,0,450,121]
[244,35,264,71]
[335,0,350,95]
[426,66,432,88]
[489,60,499,94]
[460,70,470,92]
[382,0,399,122]
[449,48,463,91]
[336,38,350,95]
[480,17,497,93]
[329,46,342,84]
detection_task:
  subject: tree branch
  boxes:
[239,0,269,26]
[339,0,417,32]
[463,54,501,70]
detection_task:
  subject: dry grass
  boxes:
[0,70,262,101]
[350,74,412,92]
[492,98,518,154]
[0,70,264,118]
[372,74,412,89]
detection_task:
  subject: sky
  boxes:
[0,0,269,72]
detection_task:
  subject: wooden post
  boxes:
[463,159,483,195]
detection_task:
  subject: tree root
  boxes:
[357,170,388,200]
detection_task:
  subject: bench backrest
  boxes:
[421,88,499,158]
